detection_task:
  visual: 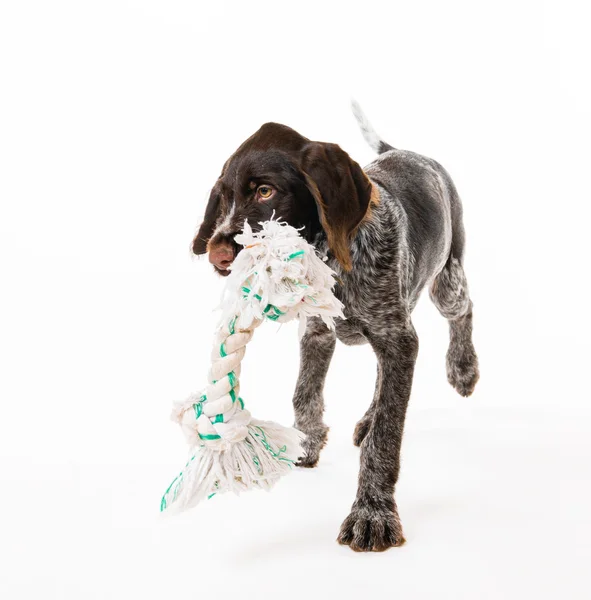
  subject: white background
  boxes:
[1,1,590,598]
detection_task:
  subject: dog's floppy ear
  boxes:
[192,185,222,254]
[301,142,372,270]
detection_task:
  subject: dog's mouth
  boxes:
[211,239,241,277]
[213,264,233,277]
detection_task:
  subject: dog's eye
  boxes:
[256,185,275,201]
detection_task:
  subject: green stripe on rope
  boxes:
[212,414,223,424]
[286,250,305,260]
[227,370,237,388]
[198,432,222,441]
[193,394,206,419]
[244,439,263,475]
[242,287,284,321]
[161,474,181,511]
[220,342,227,357]
[229,388,237,403]
[253,426,294,465]
[263,304,285,321]
[263,304,285,316]
[160,455,196,511]
[229,316,237,335]
[265,306,284,321]
[242,286,262,302]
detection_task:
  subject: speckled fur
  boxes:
[193,111,479,552]
[292,317,335,467]
[295,149,479,551]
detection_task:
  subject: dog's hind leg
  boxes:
[429,256,479,396]
[353,363,380,447]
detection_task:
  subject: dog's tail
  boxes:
[351,100,395,154]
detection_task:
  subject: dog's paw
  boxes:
[295,455,319,468]
[353,417,372,447]
[447,345,479,397]
[337,505,405,552]
[295,425,328,468]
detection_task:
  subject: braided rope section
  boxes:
[161,218,344,514]
[172,316,256,451]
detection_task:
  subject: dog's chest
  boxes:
[334,316,367,346]
[331,269,399,346]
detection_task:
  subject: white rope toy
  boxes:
[161,218,344,513]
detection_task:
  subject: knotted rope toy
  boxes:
[161,218,344,513]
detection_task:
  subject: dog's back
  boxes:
[352,103,466,306]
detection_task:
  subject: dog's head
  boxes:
[192,123,373,275]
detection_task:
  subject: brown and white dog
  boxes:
[192,103,479,551]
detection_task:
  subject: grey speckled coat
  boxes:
[293,113,479,552]
[193,104,479,552]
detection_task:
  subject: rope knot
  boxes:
[162,217,345,512]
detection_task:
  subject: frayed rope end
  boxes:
[160,421,304,514]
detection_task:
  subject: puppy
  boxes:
[192,103,479,551]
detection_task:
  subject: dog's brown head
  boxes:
[192,123,372,275]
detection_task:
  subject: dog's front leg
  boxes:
[292,317,336,468]
[338,319,418,551]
